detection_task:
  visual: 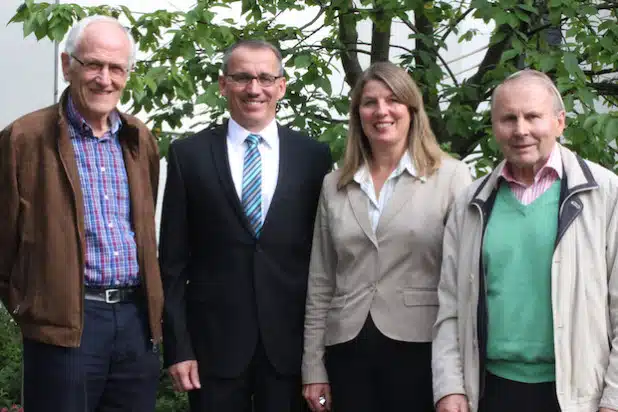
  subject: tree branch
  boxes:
[584,68,618,76]
[412,1,446,143]
[297,7,326,32]
[371,9,392,63]
[446,24,514,156]
[590,81,618,96]
[338,0,363,88]
[440,8,474,43]
[299,44,372,55]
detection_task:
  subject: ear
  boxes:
[275,76,286,101]
[219,75,228,97]
[556,110,566,135]
[60,52,72,82]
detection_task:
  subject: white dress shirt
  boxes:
[353,152,418,232]
[227,118,280,223]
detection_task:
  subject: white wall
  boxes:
[0,0,56,129]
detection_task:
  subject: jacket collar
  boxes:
[56,87,140,150]
[470,143,598,208]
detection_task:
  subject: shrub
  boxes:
[0,306,22,409]
[0,305,188,410]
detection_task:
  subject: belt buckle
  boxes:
[105,289,121,304]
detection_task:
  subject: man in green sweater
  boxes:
[433,69,618,412]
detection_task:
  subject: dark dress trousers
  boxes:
[159,123,331,411]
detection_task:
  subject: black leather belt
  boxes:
[84,287,140,304]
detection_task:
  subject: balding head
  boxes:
[491,69,565,115]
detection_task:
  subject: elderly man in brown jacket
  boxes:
[0,15,163,412]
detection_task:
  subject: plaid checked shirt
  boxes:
[66,96,140,287]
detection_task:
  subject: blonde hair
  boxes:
[337,61,446,189]
[491,69,565,114]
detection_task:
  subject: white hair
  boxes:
[64,15,136,68]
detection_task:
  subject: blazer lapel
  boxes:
[347,185,378,247]
[209,124,252,232]
[376,174,417,239]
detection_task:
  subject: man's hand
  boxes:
[436,394,469,412]
[303,383,332,412]
[168,360,201,392]
[599,408,618,412]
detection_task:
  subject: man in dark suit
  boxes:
[159,39,332,412]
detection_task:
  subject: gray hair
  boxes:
[491,69,565,114]
[64,15,137,68]
[221,40,284,76]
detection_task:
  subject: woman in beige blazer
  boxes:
[301,62,472,412]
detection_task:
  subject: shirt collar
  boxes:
[227,117,278,149]
[501,142,563,185]
[66,94,122,138]
[353,151,418,185]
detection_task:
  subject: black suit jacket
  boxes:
[159,122,331,378]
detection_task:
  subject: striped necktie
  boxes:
[241,134,262,237]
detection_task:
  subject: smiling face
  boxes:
[358,79,411,156]
[218,46,286,132]
[492,78,565,176]
[61,21,131,128]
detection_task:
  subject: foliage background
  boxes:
[2,0,617,409]
[8,0,618,174]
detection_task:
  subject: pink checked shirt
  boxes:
[501,144,562,205]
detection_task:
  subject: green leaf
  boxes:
[517,3,538,14]
[563,52,585,81]
[22,14,37,38]
[144,76,157,93]
[500,49,520,62]
[538,54,557,72]
[514,9,531,24]
[316,76,332,95]
[582,115,598,130]
[293,54,311,68]
[606,118,618,141]
[120,5,136,25]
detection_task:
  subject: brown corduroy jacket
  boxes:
[0,90,163,347]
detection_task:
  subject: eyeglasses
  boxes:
[226,72,284,87]
[71,54,130,79]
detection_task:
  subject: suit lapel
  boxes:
[262,125,291,229]
[347,185,378,247]
[376,174,417,239]
[209,124,252,233]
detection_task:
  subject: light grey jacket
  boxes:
[433,144,618,412]
[302,157,471,384]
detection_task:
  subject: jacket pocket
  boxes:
[402,289,439,306]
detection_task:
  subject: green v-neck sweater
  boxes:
[482,180,560,383]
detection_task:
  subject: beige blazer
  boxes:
[302,157,472,384]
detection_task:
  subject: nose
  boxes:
[245,78,261,94]
[514,116,528,136]
[95,66,112,86]
[375,99,388,116]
